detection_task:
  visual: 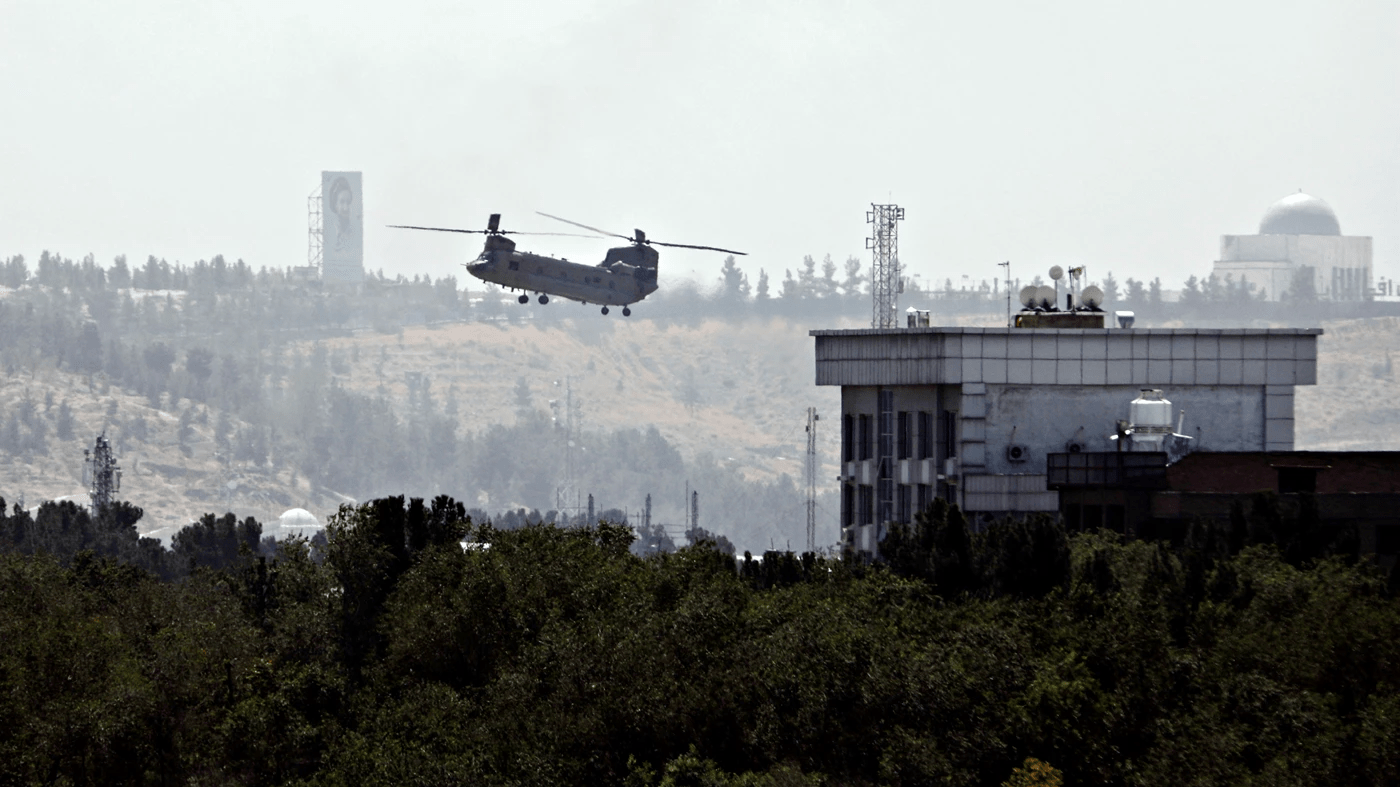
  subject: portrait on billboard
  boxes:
[321,171,363,282]
[328,175,358,252]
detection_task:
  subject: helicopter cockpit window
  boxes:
[508,260,519,271]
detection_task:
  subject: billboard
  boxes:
[321,171,363,283]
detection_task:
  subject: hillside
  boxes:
[3,310,1395,543]
[1295,316,1400,450]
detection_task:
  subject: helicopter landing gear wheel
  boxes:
[601,306,610,315]
[538,294,549,305]
[622,307,631,317]
[518,294,529,304]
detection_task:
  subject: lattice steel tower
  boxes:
[553,376,582,517]
[83,433,121,517]
[307,185,323,273]
[866,203,905,328]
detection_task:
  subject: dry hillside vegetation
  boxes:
[1295,316,1400,450]
[3,312,1391,538]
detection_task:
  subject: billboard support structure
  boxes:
[307,185,323,272]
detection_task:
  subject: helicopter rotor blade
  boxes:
[388,224,489,234]
[651,240,748,255]
[388,225,599,238]
[535,211,629,240]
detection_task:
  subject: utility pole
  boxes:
[867,203,905,329]
[805,407,819,553]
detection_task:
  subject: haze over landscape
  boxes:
[2,1,1396,289]
[4,3,1400,785]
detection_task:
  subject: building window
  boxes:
[859,485,874,526]
[897,412,911,460]
[917,411,933,459]
[841,484,854,528]
[916,483,932,514]
[1278,467,1318,494]
[942,410,957,460]
[842,415,854,463]
[897,484,912,523]
[858,415,873,461]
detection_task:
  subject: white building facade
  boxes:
[812,326,1320,558]
[1213,192,1372,301]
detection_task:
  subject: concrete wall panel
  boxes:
[982,384,1269,474]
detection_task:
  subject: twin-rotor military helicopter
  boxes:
[390,212,745,316]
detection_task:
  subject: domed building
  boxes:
[273,507,323,540]
[1212,192,1372,301]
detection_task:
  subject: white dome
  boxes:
[1259,192,1341,236]
[278,508,320,528]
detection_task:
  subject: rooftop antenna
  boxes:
[867,203,905,328]
[998,261,1011,327]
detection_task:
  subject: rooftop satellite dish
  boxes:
[1019,285,1038,308]
[1035,285,1057,310]
[1049,265,1064,281]
[1080,284,1104,310]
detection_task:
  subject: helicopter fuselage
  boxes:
[465,235,659,306]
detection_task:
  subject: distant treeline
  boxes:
[0,251,826,549]
[1,494,1397,785]
[0,248,1389,549]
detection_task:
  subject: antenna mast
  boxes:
[867,203,905,328]
[83,433,121,517]
[554,376,581,518]
[999,261,1011,327]
[805,407,819,552]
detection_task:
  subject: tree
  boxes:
[718,255,748,301]
[1124,277,1146,306]
[72,322,103,374]
[755,269,770,301]
[55,400,75,441]
[143,341,176,376]
[1100,271,1119,306]
[780,269,799,300]
[1181,275,1204,307]
[108,254,131,288]
[1287,264,1318,302]
[842,255,866,298]
[798,255,818,298]
[817,254,839,298]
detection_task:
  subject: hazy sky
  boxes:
[2,0,1396,291]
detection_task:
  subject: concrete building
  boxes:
[1048,450,1400,570]
[1212,192,1371,301]
[811,325,1320,557]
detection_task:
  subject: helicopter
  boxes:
[389,212,745,316]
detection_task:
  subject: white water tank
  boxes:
[1129,389,1173,431]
